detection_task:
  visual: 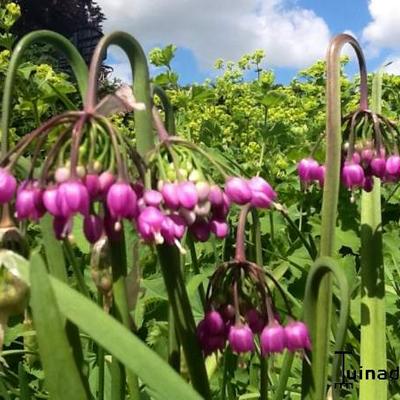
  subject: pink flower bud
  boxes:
[137,206,165,243]
[83,214,104,243]
[341,162,365,189]
[297,158,319,183]
[98,171,116,197]
[246,309,264,334]
[178,181,198,209]
[15,181,45,221]
[225,177,252,205]
[285,321,311,351]
[228,324,254,353]
[143,190,163,207]
[386,155,400,176]
[56,179,89,217]
[189,219,211,242]
[210,219,229,238]
[84,174,100,199]
[260,321,287,354]
[371,157,386,178]
[196,181,210,202]
[53,216,73,240]
[208,185,224,206]
[43,186,62,216]
[161,182,180,210]
[106,181,137,219]
[0,168,16,204]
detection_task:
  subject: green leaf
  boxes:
[29,252,88,400]
[13,252,202,400]
[49,277,203,400]
[40,214,68,282]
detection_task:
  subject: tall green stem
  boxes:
[1,30,88,157]
[151,84,182,371]
[302,34,367,400]
[251,210,268,400]
[359,71,386,399]
[157,244,211,399]
[88,32,210,397]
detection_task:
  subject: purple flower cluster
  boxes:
[298,143,400,194]
[0,167,276,249]
[197,307,310,356]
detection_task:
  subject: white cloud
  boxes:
[97,0,331,80]
[363,0,400,52]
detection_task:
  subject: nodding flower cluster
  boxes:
[197,261,311,356]
[196,207,310,357]
[0,98,277,257]
[297,109,400,200]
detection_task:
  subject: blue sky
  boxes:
[97,0,400,85]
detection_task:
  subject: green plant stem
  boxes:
[109,235,140,400]
[303,257,350,400]
[152,84,176,134]
[272,352,295,400]
[157,244,211,399]
[151,85,182,372]
[250,209,269,400]
[359,70,387,400]
[187,235,206,307]
[1,30,88,157]
[97,293,105,400]
[301,34,367,400]
[63,240,90,298]
[85,32,153,155]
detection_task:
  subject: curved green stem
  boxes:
[151,84,176,134]
[359,69,386,400]
[302,257,350,400]
[1,30,88,157]
[302,34,367,400]
[85,31,153,155]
